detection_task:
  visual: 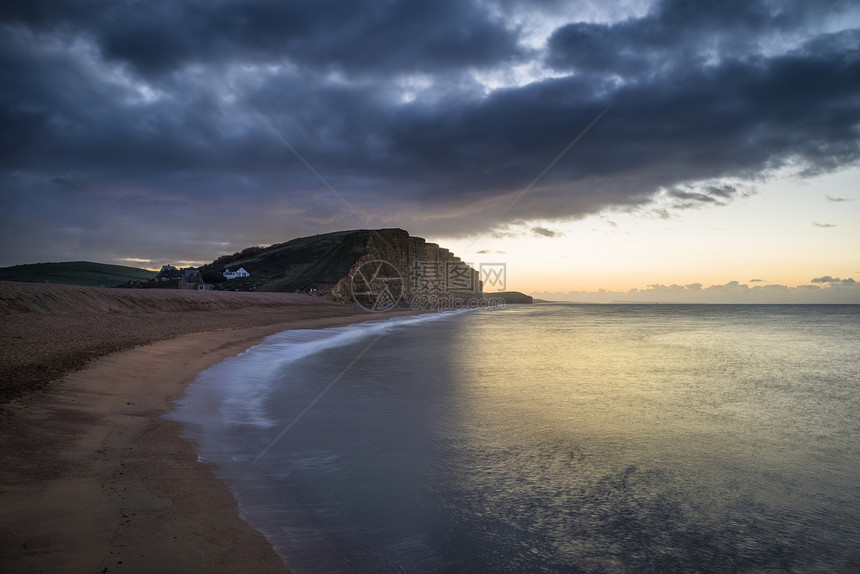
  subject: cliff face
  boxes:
[328,228,483,307]
[202,228,483,307]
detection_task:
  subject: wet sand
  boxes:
[0,283,418,573]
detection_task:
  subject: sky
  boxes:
[1,0,859,302]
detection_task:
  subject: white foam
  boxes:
[169,309,476,431]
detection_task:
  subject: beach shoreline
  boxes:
[0,282,423,573]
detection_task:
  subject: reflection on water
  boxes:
[173,305,860,573]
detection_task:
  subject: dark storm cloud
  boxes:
[1,0,523,77]
[1,0,859,265]
[546,0,848,74]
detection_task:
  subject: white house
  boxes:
[223,267,250,280]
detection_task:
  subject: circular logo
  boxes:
[350,260,405,311]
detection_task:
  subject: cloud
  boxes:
[813,222,837,227]
[1,0,860,265]
[533,278,860,304]
[826,195,852,202]
[531,226,564,238]
[664,183,749,208]
[749,278,765,282]
[811,276,857,285]
[1,0,525,78]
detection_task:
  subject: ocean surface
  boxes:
[169,304,860,573]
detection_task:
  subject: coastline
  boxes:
[0,283,424,573]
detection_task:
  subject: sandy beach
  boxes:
[0,282,419,573]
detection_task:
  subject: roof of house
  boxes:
[155,265,183,280]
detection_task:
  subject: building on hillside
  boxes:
[155,264,183,282]
[143,265,210,290]
[223,267,250,280]
[181,268,210,290]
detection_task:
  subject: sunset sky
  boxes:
[2,1,858,302]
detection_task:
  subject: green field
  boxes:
[0,261,156,287]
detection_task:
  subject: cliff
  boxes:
[201,228,484,307]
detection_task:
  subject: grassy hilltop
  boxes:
[0,261,156,287]
[201,230,383,292]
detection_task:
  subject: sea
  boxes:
[168,304,860,573]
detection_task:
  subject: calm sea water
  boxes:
[170,305,860,573]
